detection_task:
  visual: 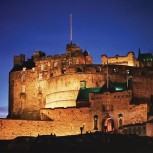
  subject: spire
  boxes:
[70,13,72,44]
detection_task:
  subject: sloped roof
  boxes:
[10,60,35,72]
[138,53,153,62]
[76,81,129,102]
[76,87,102,102]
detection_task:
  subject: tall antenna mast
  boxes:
[70,13,72,44]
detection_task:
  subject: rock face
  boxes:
[0,43,152,139]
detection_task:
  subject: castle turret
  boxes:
[33,51,46,61]
[14,54,25,66]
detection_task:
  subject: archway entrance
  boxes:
[102,116,115,133]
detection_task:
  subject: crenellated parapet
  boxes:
[101,52,139,67]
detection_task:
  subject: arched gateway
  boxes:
[102,115,115,133]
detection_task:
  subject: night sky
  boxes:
[0,0,153,117]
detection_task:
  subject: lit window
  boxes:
[21,85,26,93]
[32,67,35,71]
[126,70,129,74]
[39,73,43,80]
[21,74,26,83]
[62,67,66,74]
[118,113,123,128]
[23,67,26,71]
[113,67,118,73]
[94,115,98,130]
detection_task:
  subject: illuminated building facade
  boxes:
[0,43,153,139]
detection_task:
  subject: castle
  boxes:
[0,42,153,139]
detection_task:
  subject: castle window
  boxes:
[48,62,51,66]
[41,64,44,71]
[54,62,58,67]
[50,72,53,77]
[113,67,118,73]
[76,67,83,72]
[23,67,26,71]
[126,69,130,74]
[32,67,35,71]
[93,115,98,130]
[62,67,66,74]
[21,85,26,93]
[38,86,42,93]
[96,67,101,73]
[39,73,43,80]
[21,74,26,83]
[118,113,123,128]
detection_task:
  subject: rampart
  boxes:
[9,64,153,119]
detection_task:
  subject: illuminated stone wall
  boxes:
[132,76,153,99]
[0,88,147,140]
[9,69,48,119]
[89,90,147,126]
[9,63,152,120]
[45,73,105,108]
[101,52,139,66]
[146,123,153,136]
[9,65,106,119]
[0,108,94,140]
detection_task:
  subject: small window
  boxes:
[32,67,35,71]
[118,113,123,128]
[21,74,26,83]
[113,67,118,73]
[50,72,53,77]
[96,67,101,73]
[126,69,130,74]
[62,68,66,74]
[94,115,98,130]
[21,85,26,93]
[39,73,43,80]
[23,67,26,71]
[76,67,83,72]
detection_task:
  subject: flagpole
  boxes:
[107,60,109,89]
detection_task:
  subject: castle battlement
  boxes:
[2,42,152,140]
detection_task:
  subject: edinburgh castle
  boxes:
[0,41,153,139]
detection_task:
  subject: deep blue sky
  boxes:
[0,0,153,117]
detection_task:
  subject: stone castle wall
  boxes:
[0,107,95,140]
[101,52,139,66]
[89,90,147,125]
[9,64,153,119]
[3,77,149,140]
[132,76,153,99]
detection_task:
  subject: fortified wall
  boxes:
[0,89,147,139]
[9,60,153,120]
[0,42,153,139]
